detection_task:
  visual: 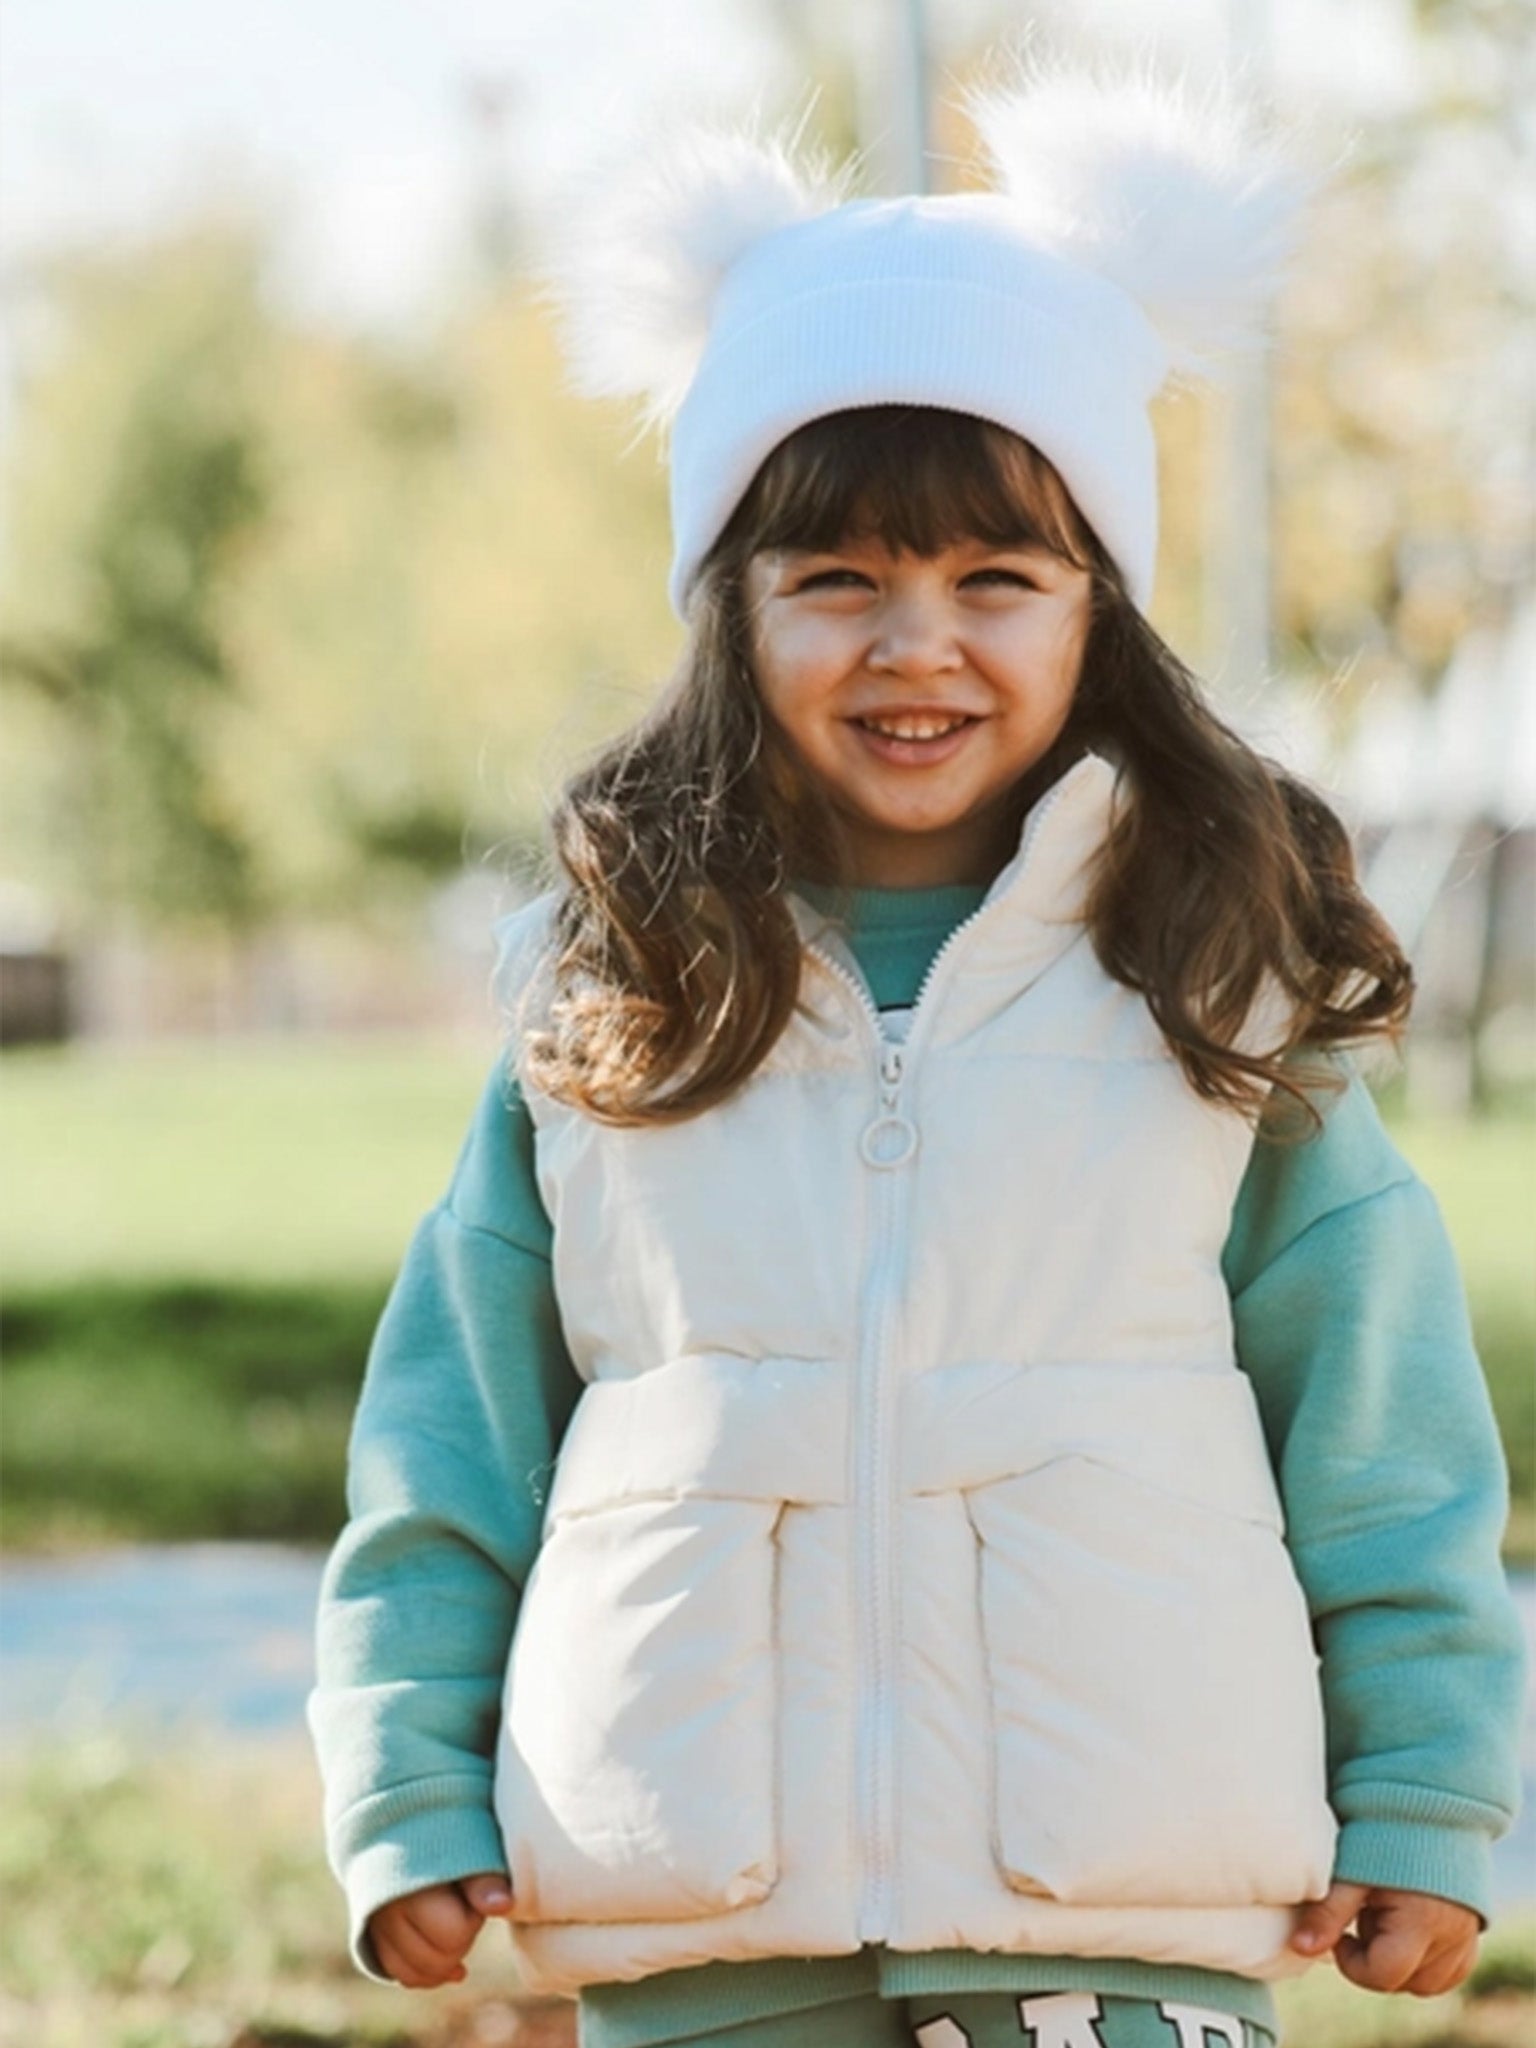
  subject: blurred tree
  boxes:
[214,278,680,920]
[1270,0,1533,712]
[0,221,270,927]
[0,218,682,938]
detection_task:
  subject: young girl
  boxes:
[307,56,1526,2048]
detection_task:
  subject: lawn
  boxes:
[0,1730,1530,2048]
[0,1035,1531,1554]
[0,1033,497,1286]
[0,1729,561,2048]
[0,1034,495,1549]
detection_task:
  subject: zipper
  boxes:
[854,1041,906,1938]
[798,760,1087,1939]
[799,943,909,1937]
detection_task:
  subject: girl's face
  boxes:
[745,534,1093,888]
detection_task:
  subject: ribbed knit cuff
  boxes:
[1331,1816,1495,1927]
[334,1776,509,1983]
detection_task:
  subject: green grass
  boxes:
[0,1280,381,1548]
[0,1730,1528,2048]
[0,1730,544,2048]
[0,1034,501,1550]
[1372,1095,1536,1558]
[0,1037,1531,1555]
[0,1034,496,1285]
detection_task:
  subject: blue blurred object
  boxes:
[0,1542,324,1743]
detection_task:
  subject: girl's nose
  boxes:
[867,589,965,676]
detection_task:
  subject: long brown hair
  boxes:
[522,405,1412,1133]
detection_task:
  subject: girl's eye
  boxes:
[964,568,1039,590]
[797,569,870,591]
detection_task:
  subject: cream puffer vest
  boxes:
[490,750,1336,1999]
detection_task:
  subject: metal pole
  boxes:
[858,0,931,194]
[1206,0,1275,699]
[897,0,932,194]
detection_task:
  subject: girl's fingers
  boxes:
[377,1909,468,1985]
[1404,1938,1479,1999]
[1333,1922,1433,1995]
[374,1928,459,1989]
[1290,1881,1370,1955]
[1332,1930,1365,1980]
[404,1886,482,1951]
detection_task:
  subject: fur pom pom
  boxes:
[959,47,1323,377]
[535,103,854,440]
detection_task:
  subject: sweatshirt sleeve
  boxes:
[1223,1056,1527,1924]
[305,1039,578,1983]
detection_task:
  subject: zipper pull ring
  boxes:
[863,1042,916,1168]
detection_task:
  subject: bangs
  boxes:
[713,405,1105,573]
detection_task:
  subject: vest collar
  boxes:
[787,748,1126,1008]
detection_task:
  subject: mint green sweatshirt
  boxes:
[307,882,1526,2045]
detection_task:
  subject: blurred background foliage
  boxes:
[1272,97,1530,690]
[0,0,1531,939]
[0,218,682,932]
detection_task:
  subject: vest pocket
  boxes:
[962,1447,1337,1908]
[494,1493,784,1924]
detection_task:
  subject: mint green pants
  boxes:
[586,1991,1277,2047]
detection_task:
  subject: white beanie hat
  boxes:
[539,51,1319,620]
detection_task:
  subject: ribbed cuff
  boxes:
[1331,1817,1494,1927]
[336,1782,509,1983]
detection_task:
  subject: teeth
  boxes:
[862,715,970,740]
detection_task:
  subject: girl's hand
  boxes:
[1289,1881,1481,1996]
[367,1871,514,1988]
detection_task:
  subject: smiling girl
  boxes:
[307,56,1526,2048]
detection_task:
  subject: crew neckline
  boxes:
[794,878,991,932]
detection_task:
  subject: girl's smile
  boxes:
[746,536,1093,887]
